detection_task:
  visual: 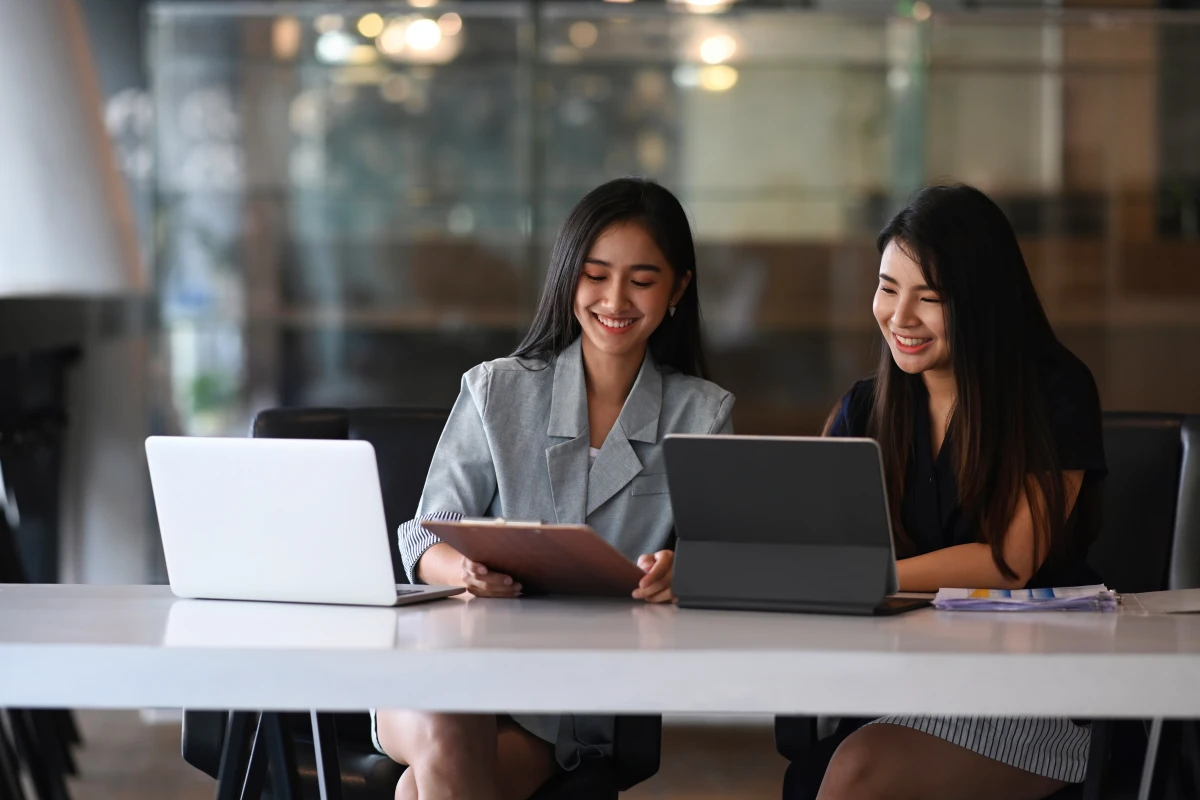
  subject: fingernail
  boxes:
[513,584,522,592]
[478,566,487,575]
[504,576,512,585]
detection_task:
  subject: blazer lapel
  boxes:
[586,352,663,517]
[546,338,589,524]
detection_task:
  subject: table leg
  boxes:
[1081,719,1113,800]
[309,711,341,800]
[238,715,268,800]
[55,712,80,748]
[48,711,79,774]
[262,713,299,800]
[214,712,256,800]
[9,710,69,800]
[1139,718,1182,800]
[1180,722,1200,799]
[28,712,70,800]
[0,710,28,800]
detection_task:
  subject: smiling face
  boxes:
[573,220,691,362]
[873,239,951,376]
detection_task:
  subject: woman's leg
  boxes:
[375,711,556,800]
[817,723,1069,800]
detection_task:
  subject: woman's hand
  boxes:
[461,557,522,598]
[633,550,676,603]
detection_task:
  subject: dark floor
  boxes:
[65,711,786,800]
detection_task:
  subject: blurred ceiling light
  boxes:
[409,0,438,7]
[604,0,637,4]
[347,44,379,65]
[272,16,302,61]
[549,45,584,64]
[357,13,385,38]
[406,18,442,51]
[378,19,407,56]
[634,69,668,103]
[288,90,325,136]
[887,67,911,90]
[333,64,388,85]
[377,17,462,64]
[314,14,344,34]
[380,73,413,103]
[672,65,700,88]
[447,204,476,236]
[699,34,736,65]
[316,30,357,64]
[675,0,734,14]
[568,21,599,49]
[699,64,738,92]
[637,131,667,172]
[912,1,932,20]
[438,13,463,36]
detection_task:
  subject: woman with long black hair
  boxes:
[373,177,734,800]
[813,184,1106,800]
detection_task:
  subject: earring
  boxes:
[669,305,676,317]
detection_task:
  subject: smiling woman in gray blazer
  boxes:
[374,177,734,800]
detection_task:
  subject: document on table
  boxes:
[1125,588,1200,615]
[933,584,1118,612]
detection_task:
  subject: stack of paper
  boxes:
[933,584,1118,612]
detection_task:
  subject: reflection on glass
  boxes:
[148,5,1200,443]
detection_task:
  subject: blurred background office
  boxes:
[1,0,1198,796]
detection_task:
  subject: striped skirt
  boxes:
[868,716,1090,783]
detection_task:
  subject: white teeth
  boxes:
[897,336,930,347]
[597,315,634,329]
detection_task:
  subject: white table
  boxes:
[2,584,1200,719]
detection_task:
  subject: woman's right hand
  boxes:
[461,557,522,598]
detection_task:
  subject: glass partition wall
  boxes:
[148,2,1200,440]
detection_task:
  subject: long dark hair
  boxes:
[871,184,1067,579]
[510,177,709,378]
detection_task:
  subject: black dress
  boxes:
[825,346,1107,782]
[829,346,1107,588]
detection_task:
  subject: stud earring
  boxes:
[669,305,676,317]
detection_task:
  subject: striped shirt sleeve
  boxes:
[399,510,463,584]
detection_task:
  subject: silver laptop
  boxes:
[145,436,464,607]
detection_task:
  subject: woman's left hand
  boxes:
[634,550,676,603]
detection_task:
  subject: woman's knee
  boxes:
[394,767,417,800]
[817,728,895,800]
[375,711,496,768]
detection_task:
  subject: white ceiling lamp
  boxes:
[671,0,737,14]
[0,0,144,297]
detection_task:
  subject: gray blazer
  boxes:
[399,335,735,582]
[394,337,733,770]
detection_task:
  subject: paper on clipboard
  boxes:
[421,518,645,597]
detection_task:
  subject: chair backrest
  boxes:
[1088,412,1185,594]
[346,409,450,550]
[1171,417,1200,590]
[250,406,450,583]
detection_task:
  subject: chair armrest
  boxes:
[774,716,818,761]
[181,710,230,778]
[611,714,661,790]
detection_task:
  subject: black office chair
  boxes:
[1,499,82,800]
[775,412,1200,800]
[180,407,662,800]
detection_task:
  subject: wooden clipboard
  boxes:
[420,519,645,597]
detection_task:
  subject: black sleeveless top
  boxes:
[829,348,1107,589]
